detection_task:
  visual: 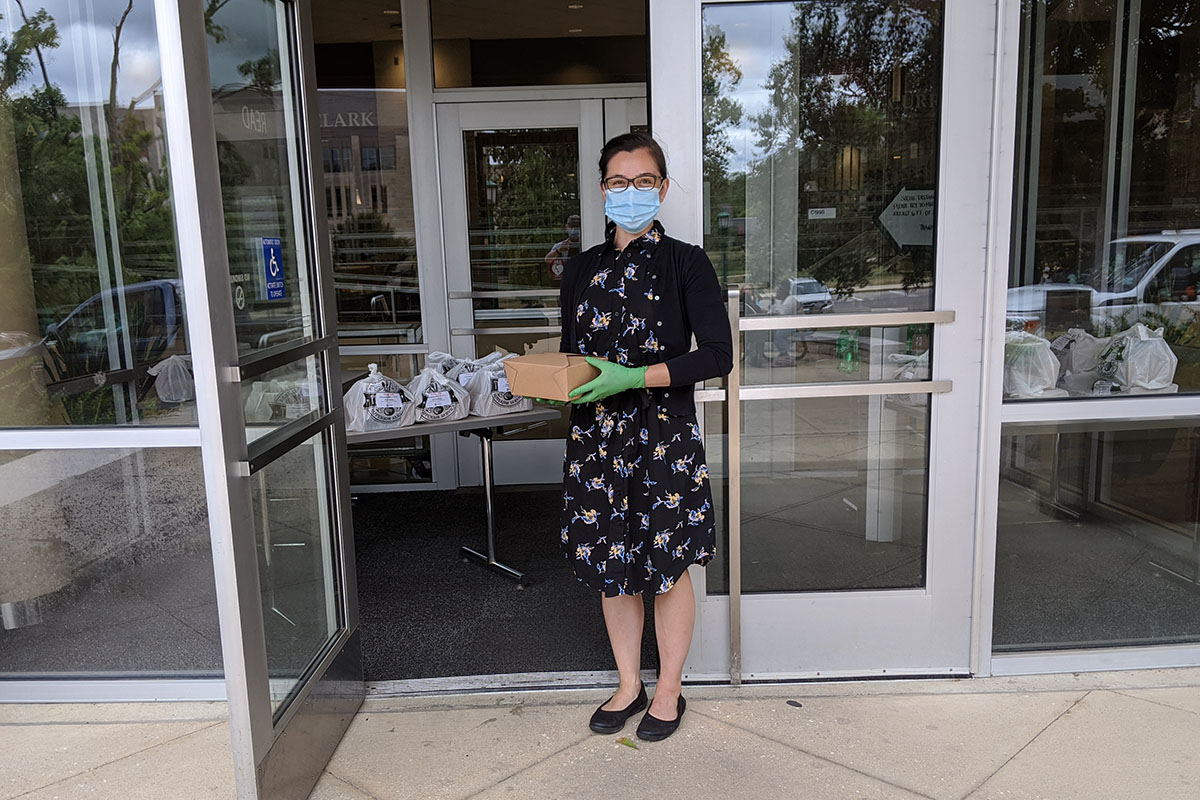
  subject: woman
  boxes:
[557,132,733,741]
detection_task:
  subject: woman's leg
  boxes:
[649,568,695,718]
[600,593,644,710]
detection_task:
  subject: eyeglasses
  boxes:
[601,173,663,192]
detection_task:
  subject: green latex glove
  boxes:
[539,398,568,407]
[569,357,648,404]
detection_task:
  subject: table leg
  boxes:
[460,428,528,585]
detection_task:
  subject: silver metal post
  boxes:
[480,430,498,562]
[727,286,742,686]
[459,429,527,585]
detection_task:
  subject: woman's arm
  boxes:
[660,245,734,386]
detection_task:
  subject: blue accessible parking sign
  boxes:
[262,237,285,300]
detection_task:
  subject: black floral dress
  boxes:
[560,223,716,597]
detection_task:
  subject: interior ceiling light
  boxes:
[568,3,584,8]
[568,27,583,33]
[383,8,400,13]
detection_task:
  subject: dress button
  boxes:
[664,391,670,398]
[656,320,662,326]
[654,295,660,300]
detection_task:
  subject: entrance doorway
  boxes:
[439,97,647,485]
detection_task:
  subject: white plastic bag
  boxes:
[447,350,507,388]
[465,359,533,417]
[405,366,470,424]
[426,351,465,376]
[1047,328,1108,377]
[148,354,194,404]
[887,351,929,406]
[1097,323,1178,392]
[344,363,413,432]
[1003,332,1065,398]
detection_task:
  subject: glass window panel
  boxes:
[242,355,326,430]
[0,1,192,426]
[461,127,580,443]
[429,1,647,88]
[209,0,317,355]
[701,1,941,311]
[320,89,423,347]
[253,432,341,714]
[1009,1,1200,399]
[994,421,1200,650]
[0,448,219,675]
[741,322,933,385]
[464,128,581,293]
[706,394,931,594]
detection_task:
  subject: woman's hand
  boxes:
[569,357,648,404]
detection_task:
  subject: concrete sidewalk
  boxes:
[3,668,1198,799]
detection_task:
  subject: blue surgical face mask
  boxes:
[604,185,661,234]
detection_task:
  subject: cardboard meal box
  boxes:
[502,353,600,402]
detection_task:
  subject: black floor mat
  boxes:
[352,488,660,681]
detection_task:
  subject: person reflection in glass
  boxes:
[545,213,582,282]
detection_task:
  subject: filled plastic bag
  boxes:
[465,358,533,417]
[887,351,930,406]
[1096,323,1178,392]
[426,351,465,376]
[1003,331,1066,398]
[446,350,507,388]
[344,363,413,432]
[148,354,194,404]
[1051,328,1108,376]
[405,366,470,424]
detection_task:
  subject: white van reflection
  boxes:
[1008,231,1200,332]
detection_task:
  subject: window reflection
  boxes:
[995,421,1200,650]
[701,1,942,315]
[0,448,218,675]
[0,1,191,426]
[1008,0,1200,399]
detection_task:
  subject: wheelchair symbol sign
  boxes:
[262,237,285,300]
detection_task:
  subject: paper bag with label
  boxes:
[502,353,601,402]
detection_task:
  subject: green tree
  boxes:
[485,141,578,291]
[750,1,941,294]
[3,2,181,423]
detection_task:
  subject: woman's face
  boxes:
[602,148,670,203]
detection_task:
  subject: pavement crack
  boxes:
[1111,688,1200,717]
[462,732,593,800]
[11,720,225,799]
[954,690,1091,800]
[687,708,937,799]
[321,769,384,800]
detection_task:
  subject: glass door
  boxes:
[679,0,991,679]
[161,1,361,796]
[436,98,643,485]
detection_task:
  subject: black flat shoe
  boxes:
[588,682,647,734]
[636,695,686,741]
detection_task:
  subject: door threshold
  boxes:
[366,669,661,698]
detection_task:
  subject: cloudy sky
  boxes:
[0,0,280,107]
[702,2,794,172]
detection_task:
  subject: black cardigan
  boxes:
[558,231,734,415]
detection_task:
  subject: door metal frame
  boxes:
[156,1,362,797]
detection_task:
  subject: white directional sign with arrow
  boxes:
[877,188,935,249]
